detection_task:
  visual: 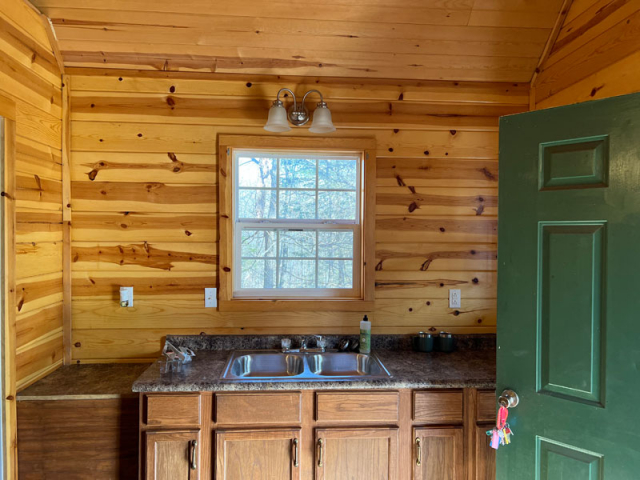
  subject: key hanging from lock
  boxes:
[488,389,519,450]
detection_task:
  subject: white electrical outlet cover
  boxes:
[449,289,461,309]
[205,287,217,308]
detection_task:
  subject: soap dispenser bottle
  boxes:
[360,315,371,354]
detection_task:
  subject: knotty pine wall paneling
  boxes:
[0,0,64,477]
[68,69,529,362]
[534,0,640,109]
[0,0,64,390]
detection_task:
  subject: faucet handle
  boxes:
[315,335,327,350]
[281,338,292,351]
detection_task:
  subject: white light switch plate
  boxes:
[119,286,133,307]
[449,289,461,308]
[205,288,217,308]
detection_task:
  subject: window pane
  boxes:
[241,229,276,258]
[318,260,353,288]
[238,156,277,188]
[279,230,316,258]
[278,260,316,288]
[238,189,277,219]
[241,259,277,288]
[279,190,316,219]
[319,159,357,189]
[318,231,354,258]
[279,158,316,189]
[318,191,357,220]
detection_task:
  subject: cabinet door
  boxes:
[146,430,200,480]
[216,428,301,480]
[315,427,399,480]
[413,427,463,480]
[475,425,496,480]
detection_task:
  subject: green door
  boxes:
[497,92,640,479]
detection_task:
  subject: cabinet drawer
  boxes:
[216,392,301,425]
[316,391,399,422]
[477,390,496,423]
[413,391,463,424]
[145,394,201,426]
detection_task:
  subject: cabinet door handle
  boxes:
[190,439,198,470]
[415,437,421,466]
[317,438,324,467]
[292,438,299,467]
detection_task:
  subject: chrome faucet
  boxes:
[282,336,326,353]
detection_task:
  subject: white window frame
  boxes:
[232,150,364,299]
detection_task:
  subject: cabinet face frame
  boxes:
[145,429,200,480]
[314,427,399,480]
[215,428,302,480]
[412,427,464,480]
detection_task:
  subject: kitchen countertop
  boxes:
[132,348,496,392]
[17,363,151,401]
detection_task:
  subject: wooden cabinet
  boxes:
[140,388,496,480]
[145,430,200,480]
[315,427,398,480]
[315,391,399,423]
[413,427,464,480]
[215,428,301,480]
[475,425,496,480]
[145,394,201,427]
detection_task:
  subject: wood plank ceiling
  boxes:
[33,0,566,82]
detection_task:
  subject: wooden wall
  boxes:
[67,69,528,362]
[17,398,139,478]
[534,0,640,109]
[0,0,64,390]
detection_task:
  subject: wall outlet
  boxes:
[205,288,217,308]
[449,289,461,309]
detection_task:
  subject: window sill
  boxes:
[218,299,375,312]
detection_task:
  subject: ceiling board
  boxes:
[33,0,566,81]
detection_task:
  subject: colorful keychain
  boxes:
[487,405,515,450]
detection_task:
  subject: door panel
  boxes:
[412,427,463,480]
[537,222,605,406]
[497,93,640,479]
[315,427,398,480]
[215,428,300,480]
[145,430,199,480]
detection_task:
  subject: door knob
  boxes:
[498,389,519,408]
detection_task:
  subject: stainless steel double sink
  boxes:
[220,350,392,382]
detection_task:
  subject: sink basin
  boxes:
[308,352,386,377]
[220,350,392,382]
[229,353,304,378]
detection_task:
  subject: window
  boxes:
[218,135,375,311]
[235,151,360,297]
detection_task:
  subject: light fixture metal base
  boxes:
[288,106,310,126]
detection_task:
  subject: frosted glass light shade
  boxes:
[309,105,336,133]
[264,103,291,132]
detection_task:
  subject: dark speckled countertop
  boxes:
[132,334,496,392]
[17,364,151,400]
[17,336,496,397]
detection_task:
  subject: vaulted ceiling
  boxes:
[33,0,566,82]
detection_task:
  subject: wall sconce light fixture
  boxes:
[264,88,336,134]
